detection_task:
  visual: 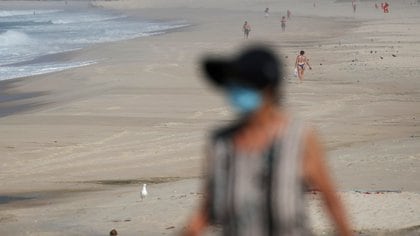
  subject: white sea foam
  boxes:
[0,8,188,80]
[0,10,61,17]
[51,15,126,25]
[0,61,97,81]
[0,30,31,46]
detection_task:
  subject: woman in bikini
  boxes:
[295,50,312,82]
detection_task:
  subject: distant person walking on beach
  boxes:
[264,7,270,17]
[243,21,251,39]
[383,2,390,13]
[281,16,287,32]
[287,9,291,19]
[295,50,312,82]
[352,0,357,13]
[183,45,352,236]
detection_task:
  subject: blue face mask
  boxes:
[226,85,262,114]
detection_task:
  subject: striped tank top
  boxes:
[205,120,312,236]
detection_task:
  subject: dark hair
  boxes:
[203,45,284,104]
[300,50,305,55]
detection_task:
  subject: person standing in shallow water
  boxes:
[295,50,312,82]
[243,21,251,39]
[183,45,352,236]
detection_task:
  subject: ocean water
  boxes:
[0,7,188,81]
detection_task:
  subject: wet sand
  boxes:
[0,0,419,235]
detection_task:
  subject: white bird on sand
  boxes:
[141,184,148,200]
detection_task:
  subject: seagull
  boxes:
[141,184,148,200]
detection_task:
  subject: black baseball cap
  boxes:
[202,45,282,89]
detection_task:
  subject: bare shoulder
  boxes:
[301,127,328,183]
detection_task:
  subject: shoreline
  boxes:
[0,3,192,84]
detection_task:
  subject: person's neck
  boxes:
[246,104,281,128]
[234,104,285,152]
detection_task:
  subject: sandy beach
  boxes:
[1,0,419,235]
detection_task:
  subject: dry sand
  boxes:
[0,0,419,235]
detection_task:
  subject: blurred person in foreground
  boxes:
[184,45,352,236]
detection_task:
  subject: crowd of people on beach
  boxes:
[242,8,315,82]
[240,1,394,83]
